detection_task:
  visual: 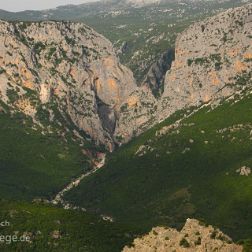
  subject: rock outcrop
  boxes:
[123,219,243,252]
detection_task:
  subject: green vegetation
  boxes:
[65,91,252,245]
[33,42,46,54]
[188,57,207,66]
[0,67,6,74]
[239,239,252,252]
[0,200,139,252]
[222,32,228,42]
[65,36,75,46]
[187,54,222,69]
[6,89,19,103]
[234,72,252,86]
[187,59,194,66]
[235,20,243,27]
[210,230,218,239]
[0,111,88,201]
[245,58,252,63]
[180,238,190,248]
[194,57,210,65]
[46,47,57,60]
[194,237,201,245]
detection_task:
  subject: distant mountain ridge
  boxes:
[0,0,250,21]
[0,0,251,87]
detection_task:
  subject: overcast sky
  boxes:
[1,0,98,12]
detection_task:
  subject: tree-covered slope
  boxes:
[65,89,252,242]
[0,200,139,252]
[0,108,90,201]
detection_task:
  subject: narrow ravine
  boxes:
[51,167,102,210]
[49,153,114,221]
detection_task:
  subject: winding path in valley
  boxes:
[50,154,107,213]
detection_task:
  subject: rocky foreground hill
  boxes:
[123,219,242,252]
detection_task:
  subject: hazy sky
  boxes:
[1,0,98,12]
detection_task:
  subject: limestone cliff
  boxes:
[159,4,252,121]
[0,20,137,151]
[142,48,175,97]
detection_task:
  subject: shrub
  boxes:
[187,59,193,66]
[180,238,190,248]
[210,230,218,239]
[195,237,201,245]
[34,42,46,54]
[0,67,6,74]
[153,230,158,236]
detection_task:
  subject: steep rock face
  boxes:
[115,4,252,143]
[123,219,243,252]
[114,86,157,144]
[158,4,252,121]
[0,20,137,150]
[142,48,175,97]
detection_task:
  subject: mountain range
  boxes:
[0,1,252,251]
[1,0,252,83]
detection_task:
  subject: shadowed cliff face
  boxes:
[96,97,117,135]
[142,48,175,97]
